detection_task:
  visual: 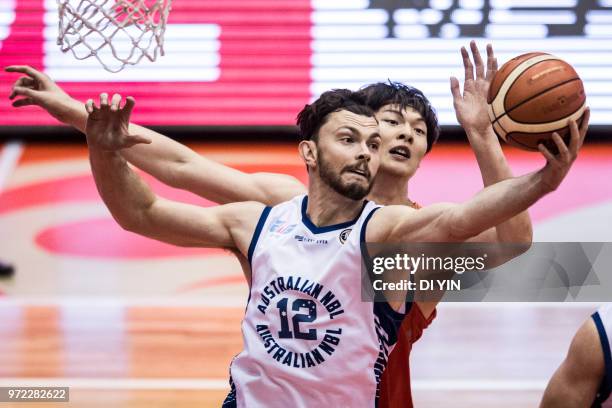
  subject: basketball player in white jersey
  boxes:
[4,43,534,318]
[6,42,565,407]
[79,83,582,406]
[541,304,612,408]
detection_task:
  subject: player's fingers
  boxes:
[449,76,461,100]
[9,80,29,99]
[122,96,136,117]
[538,143,556,163]
[12,98,35,108]
[15,76,36,89]
[461,46,473,82]
[10,86,36,100]
[110,93,122,112]
[85,99,95,114]
[568,118,580,153]
[99,93,109,109]
[470,40,485,79]
[4,65,48,82]
[11,77,37,98]
[486,43,497,80]
[551,132,569,160]
[578,107,590,148]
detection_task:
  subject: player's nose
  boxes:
[356,141,372,161]
[397,132,414,144]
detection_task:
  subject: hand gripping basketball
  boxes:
[538,107,590,193]
[85,93,151,151]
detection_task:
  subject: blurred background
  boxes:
[0,1,611,407]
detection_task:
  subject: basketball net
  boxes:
[56,0,172,73]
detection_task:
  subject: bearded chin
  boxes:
[317,153,372,201]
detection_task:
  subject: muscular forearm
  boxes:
[88,147,156,231]
[466,128,533,243]
[64,98,303,205]
[71,96,250,201]
[449,169,548,240]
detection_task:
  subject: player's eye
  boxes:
[415,128,426,135]
[368,142,380,151]
[384,119,399,126]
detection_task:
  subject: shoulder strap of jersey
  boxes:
[592,309,612,405]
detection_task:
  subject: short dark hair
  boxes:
[358,81,440,153]
[296,89,375,142]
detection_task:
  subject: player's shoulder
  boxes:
[376,204,418,217]
[365,205,418,242]
[370,202,453,224]
[365,202,458,242]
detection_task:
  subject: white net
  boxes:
[56,0,172,73]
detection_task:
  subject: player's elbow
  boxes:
[504,221,533,254]
[516,230,533,255]
[521,223,534,246]
[111,204,155,236]
[517,239,532,256]
[114,213,146,235]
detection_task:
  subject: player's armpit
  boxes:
[132,200,266,256]
[540,319,605,408]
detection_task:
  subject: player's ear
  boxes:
[299,140,317,171]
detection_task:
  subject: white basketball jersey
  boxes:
[222,195,408,408]
[593,304,612,408]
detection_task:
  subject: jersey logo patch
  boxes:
[269,218,297,235]
[339,229,352,244]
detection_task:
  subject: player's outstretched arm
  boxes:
[5,66,306,205]
[369,115,588,243]
[85,93,262,255]
[539,318,604,408]
[450,41,532,246]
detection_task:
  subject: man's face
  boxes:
[314,110,381,200]
[375,104,428,179]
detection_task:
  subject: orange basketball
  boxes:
[487,52,586,152]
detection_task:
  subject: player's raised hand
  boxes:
[85,93,151,151]
[450,41,498,136]
[5,65,77,123]
[538,107,590,192]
